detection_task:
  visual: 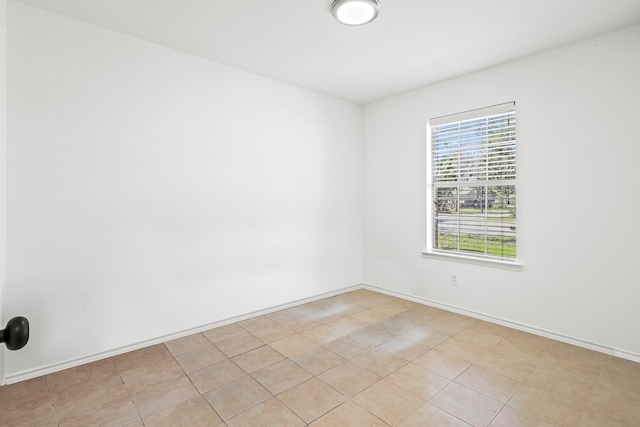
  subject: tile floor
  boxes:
[1,289,639,426]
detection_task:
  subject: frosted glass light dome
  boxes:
[331,0,380,26]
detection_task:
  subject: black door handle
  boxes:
[1,317,30,351]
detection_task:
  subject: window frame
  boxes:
[422,102,522,271]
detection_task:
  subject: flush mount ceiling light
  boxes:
[331,0,380,26]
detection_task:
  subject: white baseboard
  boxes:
[3,284,363,385]
[4,282,639,384]
[361,284,640,364]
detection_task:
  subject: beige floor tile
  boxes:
[543,342,608,379]
[49,374,129,408]
[455,365,521,403]
[351,347,407,377]
[322,334,372,359]
[309,400,390,426]
[291,300,327,316]
[423,314,474,336]
[438,312,477,325]
[605,355,640,378]
[251,359,312,395]
[279,318,324,333]
[386,362,450,400]
[598,364,640,400]
[508,384,586,426]
[143,395,223,427]
[45,359,118,395]
[524,365,596,405]
[396,308,435,326]
[353,379,425,426]
[322,300,363,316]
[43,368,84,397]
[120,358,186,394]
[379,334,434,361]
[290,346,346,375]
[464,320,512,338]
[300,324,345,345]
[291,301,326,313]
[56,396,140,427]
[418,318,463,336]
[351,308,394,324]
[435,337,489,363]
[278,378,347,423]
[0,377,50,412]
[376,315,421,336]
[506,330,556,351]
[203,375,272,420]
[232,344,284,373]
[327,316,369,333]
[164,333,210,356]
[265,309,303,324]
[370,302,410,318]
[411,303,447,318]
[318,361,381,397]
[238,315,279,332]
[345,289,380,300]
[454,327,505,349]
[414,349,471,380]
[250,324,296,343]
[306,307,354,323]
[318,306,366,324]
[541,355,604,383]
[354,295,395,309]
[225,397,305,427]
[349,324,397,346]
[492,337,547,366]
[1,399,57,427]
[215,333,264,358]
[490,406,554,427]
[548,341,608,363]
[580,409,630,427]
[174,344,227,373]
[398,402,472,427]
[475,348,537,382]
[270,333,320,357]
[188,359,245,393]
[430,382,503,426]
[131,375,199,418]
[111,344,172,372]
[585,383,640,426]
[401,324,450,348]
[202,323,247,343]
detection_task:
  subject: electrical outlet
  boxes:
[451,274,458,286]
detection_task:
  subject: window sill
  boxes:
[421,251,523,271]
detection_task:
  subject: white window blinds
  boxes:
[428,102,516,260]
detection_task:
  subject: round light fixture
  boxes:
[331,0,380,26]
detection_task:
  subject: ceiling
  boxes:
[16,0,640,104]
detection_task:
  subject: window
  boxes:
[425,102,518,268]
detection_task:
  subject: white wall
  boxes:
[0,0,7,384]
[3,1,362,381]
[363,25,640,359]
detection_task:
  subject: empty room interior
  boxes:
[1,0,640,425]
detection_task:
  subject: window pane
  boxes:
[486,184,516,258]
[459,186,487,256]
[434,187,458,251]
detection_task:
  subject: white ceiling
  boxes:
[16,0,640,104]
